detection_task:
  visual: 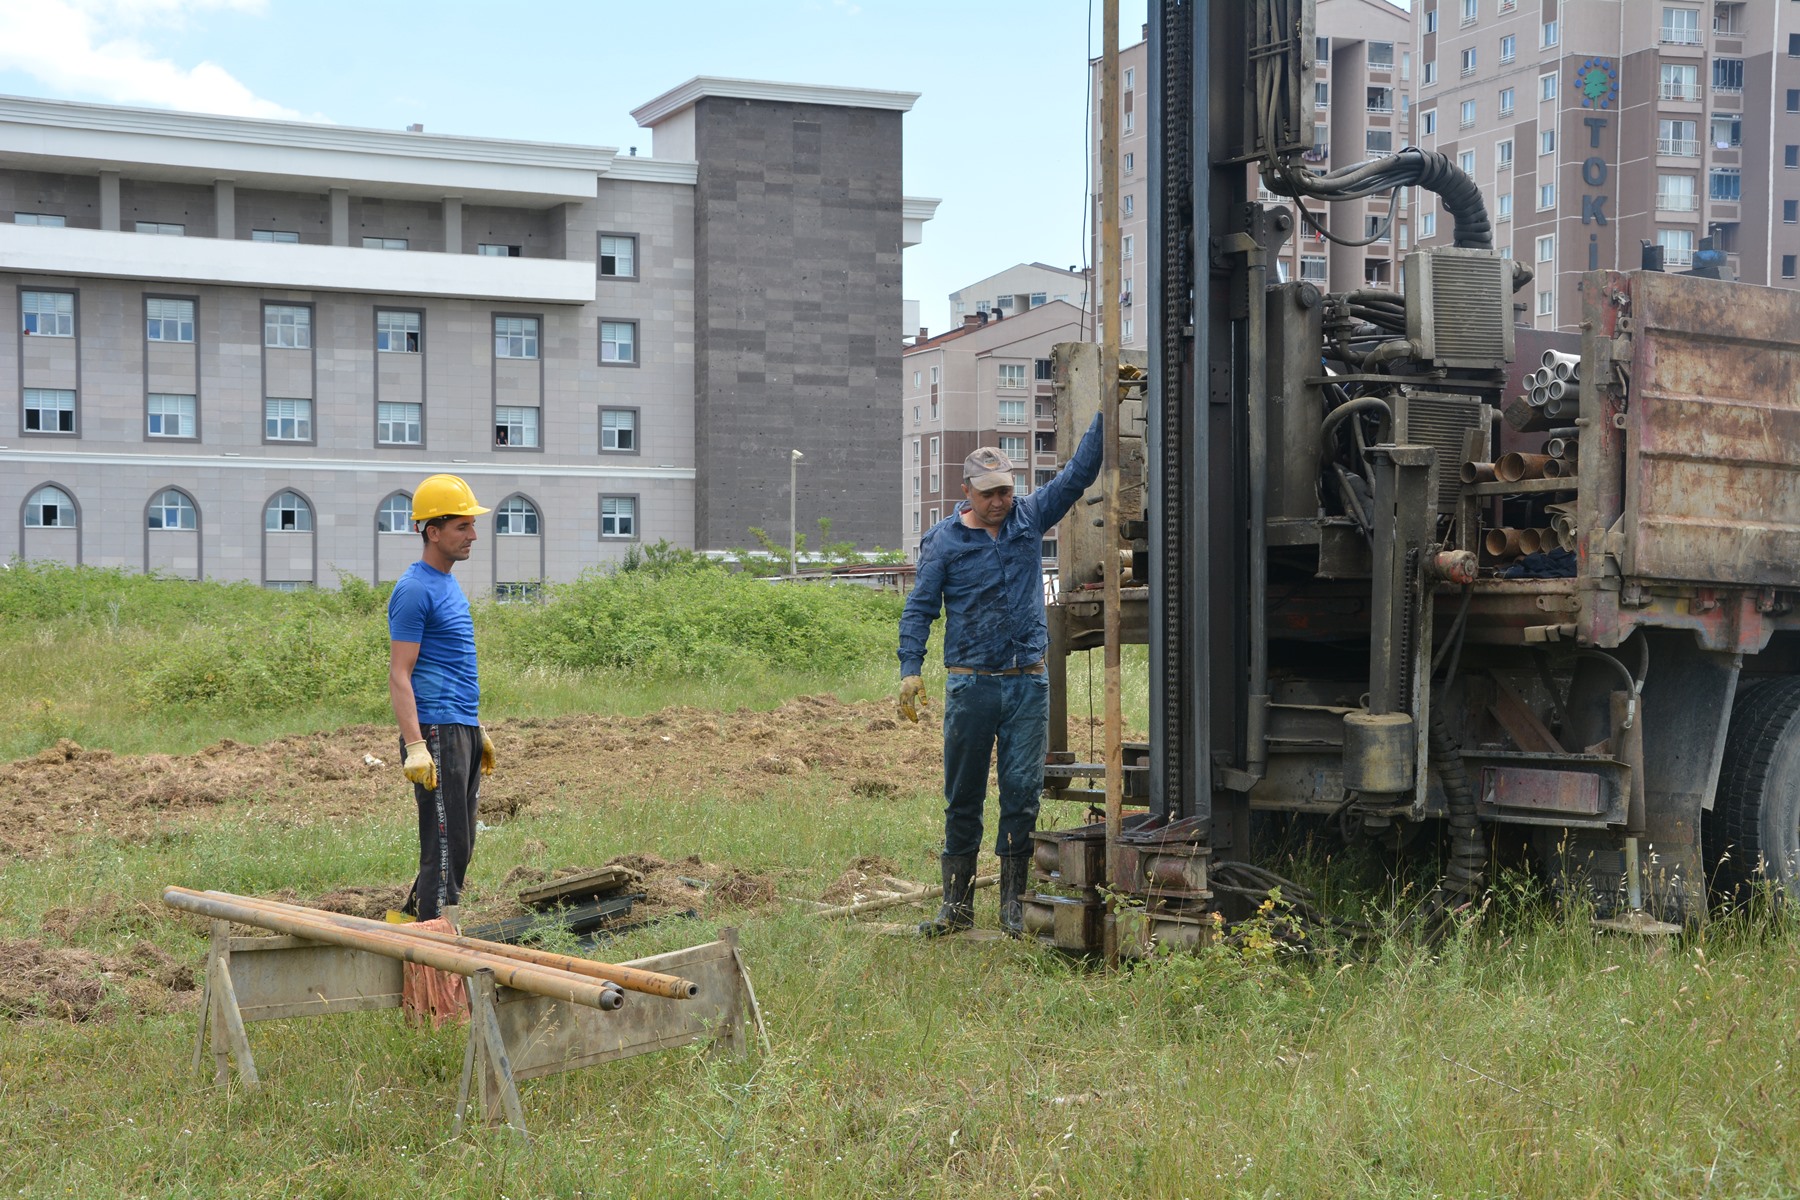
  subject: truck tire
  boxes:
[1705,676,1800,900]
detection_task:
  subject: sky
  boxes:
[0,0,1149,335]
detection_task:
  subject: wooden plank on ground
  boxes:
[517,867,637,909]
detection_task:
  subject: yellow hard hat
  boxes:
[412,474,490,522]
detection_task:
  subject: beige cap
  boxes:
[962,446,1016,491]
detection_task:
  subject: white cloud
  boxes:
[0,0,307,120]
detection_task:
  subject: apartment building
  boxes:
[944,262,1091,334]
[899,301,1087,558]
[1414,0,1800,330]
[1,80,934,593]
[1091,0,1415,352]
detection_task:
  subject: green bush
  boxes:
[134,605,391,712]
[497,557,902,676]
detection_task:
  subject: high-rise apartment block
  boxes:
[1415,0,1800,328]
[945,262,1090,334]
[1,80,934,592]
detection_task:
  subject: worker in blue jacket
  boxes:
[898,411,1104,936]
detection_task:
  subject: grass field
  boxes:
[3,566,1799,1198]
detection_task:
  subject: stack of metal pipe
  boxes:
[1524,349,1581,419]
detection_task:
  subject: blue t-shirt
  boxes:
[387,561,481,726]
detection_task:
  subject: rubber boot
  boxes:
[998,854,1031,938]
[918,853,978,936]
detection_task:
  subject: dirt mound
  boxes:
[820,855,905,905]
[311,884,410,920]
[599,852,778,917]
[0,938,198,1023]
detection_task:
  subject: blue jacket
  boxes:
[898,412,1104,678]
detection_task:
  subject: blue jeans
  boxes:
[941,671,1050,858]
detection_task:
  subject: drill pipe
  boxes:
[180,888,696,999]
[1485,528,1525,558]
[1518,528,1544,555]
[165,889,673,1007]
[1461,461,1497,484]
[1534,527,1561,551]
[1496,452,1553,482]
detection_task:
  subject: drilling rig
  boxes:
[1026,0,1800,953]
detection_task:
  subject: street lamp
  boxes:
[789,449,805,579]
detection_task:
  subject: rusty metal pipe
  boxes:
[1517,528,1543,555]
[164,888,682,1006]
[1496,451,1552,482]
[187,888,694,999]
[1534,527,1560,551]
[1542,458,1566,478]
[1461,460,1496,484]
[1484,528,1524,558]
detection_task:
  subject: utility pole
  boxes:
[789,449,805,578]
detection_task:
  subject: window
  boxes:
[997,363,1027,389]
[600,408,636,451]
[15,212,64,227]
[1402,51,1411,82]
[1786,255,1798,279]
[999,435,1026,459]
[1539,183,1556,209]
[1499,87,1515,117]
[147,393,195,438]
[495,405,540,448]
[601,496,636,539]
[135,221,184,236]
[1316,36,1331,61]
[911,476,920,498]
[376,310,420,353]
[1124,109,1133,134]
[1659,64,1699,102]
[24,486,75,528]
[1421,109,1437,136]
[265,491,313,532]
[998,399,1026,425]
[1537,235,1555,262]
[1461,0,1477,21]
[1459,150,1476,175]
[1792,33,1800,56]
[600,320,637,364]
[379,494,414,534]
[911,511,921,533]
[1788,200,1799,224]
[929,468,941,491]
[1300,255,1327,282]
[1122,318,1134,340]
[1713,115,1743,148]
[929,436,939,462]
[1537,291,1554,317]
[1125,67,1135,89]
[265,398,312,441]
[264,305,311,349]
[1423,60,1437,86]
[1035,357,1054,380]
[377,402,422,445]
[1422,212,1437,238]
[1497,193,1513,220]
[1122,234,1134,257]
[1658,119,1698,156]
[1123,152,1135,174]
[1541,20,1558,47]
[1460,48,1477,76]
[913,405,920,425]
[145,297,194,343]
[1500,34,1516,63]
[251,229,299,243]
[1661,6,1701,43]
[1541,130,1556,155]
[1425,9,1437,33]
[1460,100,1477,128]
[22,291,73,337]
[148,490,196,530]
[911,437,920,463]
[598,234,637,277]
[1368,129,1394,154]
[1709,169,1741,202]
[1657,174,1698,211]
[1122,194,1134,216]
[1714,58,1745,92]
[1497,139,1514,168]
[1789,146,1800,169]
[1367,86,1392,112]
[362,236,408,250]
[1368,41,1394,67]
[495,496,540,535]
[494,315,538,359]
[477,243,521,257]
[23,388,75,434]
[1316,81,1330,107]
[1657,228,1696,266]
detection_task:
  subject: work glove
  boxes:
[898,675,928,724]
[480,727,497,776]
[401,740,437,791]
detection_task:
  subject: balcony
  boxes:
[1660,26,1704,45]
[1659,83,1701,102]
[1658,137,1700,157]
[1655,192,1700,211]
[1662,246,1695,267]
[0,222,597,302]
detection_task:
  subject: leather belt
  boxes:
[946,661,1046,676]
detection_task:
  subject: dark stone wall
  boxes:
[692,96,904,551]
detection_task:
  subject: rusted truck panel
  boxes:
[1616,271,1800,589]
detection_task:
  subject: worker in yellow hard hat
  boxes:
[387,474,494,927]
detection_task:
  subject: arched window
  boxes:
[378,493,414,534]
[148,489,197,530]
[494,495,540,536]
[266,490,313,532]
[24,486,76,527]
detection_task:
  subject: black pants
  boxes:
[406,723,482,921]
